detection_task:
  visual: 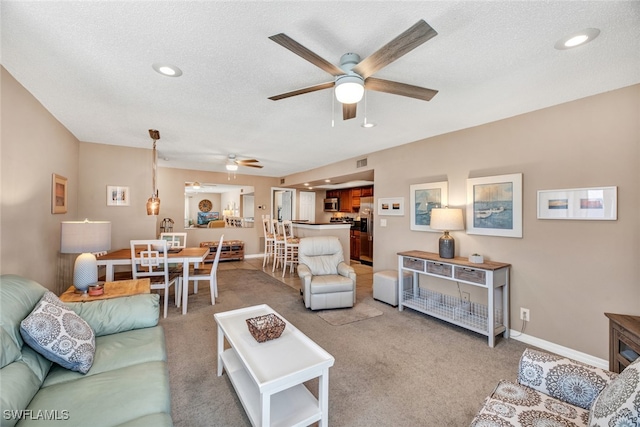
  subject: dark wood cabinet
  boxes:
[361,186,373,197]
[339,190,352,212]
[350,230,360,260]
[351,188,361,210]
[605,313,640,373]
[326,190,339,199]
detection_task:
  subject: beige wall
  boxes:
[1,67,79,290]
[284,84,640,360]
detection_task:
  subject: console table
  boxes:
[398,251,510,347]
[215,304,334,427]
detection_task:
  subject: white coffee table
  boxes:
[215,304,335,427]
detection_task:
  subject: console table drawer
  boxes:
[403,257,425,271]
[426,261,452,277]
[454,266,486,285]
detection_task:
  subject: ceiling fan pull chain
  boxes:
[331,90,335,128]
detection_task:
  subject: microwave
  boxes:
[324,198,339,212]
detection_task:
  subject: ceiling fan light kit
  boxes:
[334,74,365,104]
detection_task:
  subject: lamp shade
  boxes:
[61,220,111,292]
[61,220,111,254]
[334,75,365,104]
[430,208,464,231]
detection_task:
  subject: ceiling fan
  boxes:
[268,19,439,120]
[226,154,263,171]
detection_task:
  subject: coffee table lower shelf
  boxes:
[221,348,322,427]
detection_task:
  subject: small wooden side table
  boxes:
[605,312,640,373]
[59,279,150,303]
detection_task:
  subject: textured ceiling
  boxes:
[2,1,639,178]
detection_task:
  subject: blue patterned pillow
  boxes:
[589,357,640,427]
[20,292,95,374]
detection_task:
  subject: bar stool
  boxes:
[281,220,300,277]
[261,216,275,268]
[272,220,285,272]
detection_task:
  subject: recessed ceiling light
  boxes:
[554,28,600,50]
[324,179,331,183]
[152,63,183,77]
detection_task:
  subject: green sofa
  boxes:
[0,275,173,427]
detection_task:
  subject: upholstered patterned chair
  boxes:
[470,348,640,427]
[297,236,356,310]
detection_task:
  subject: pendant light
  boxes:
[146,129,161,215]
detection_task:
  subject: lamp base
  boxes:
[439,231,455,259]
[73,252,98,293]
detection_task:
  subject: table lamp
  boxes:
[430,208,464,259]
[61,220,111,293]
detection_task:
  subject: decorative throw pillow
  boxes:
[20,291,95,374]
[588,357,640,426]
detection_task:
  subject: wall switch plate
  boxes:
[462,292,470,303]
[380,219,387,227]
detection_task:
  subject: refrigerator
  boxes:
[359,197,374,266]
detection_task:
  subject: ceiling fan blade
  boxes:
[269,82,335,101]
[365,77,438,101]
[343,103,357,120]
[352,20,437,79]
[236,159,259,164]
[241,163,264,168]
[269,33,345,76]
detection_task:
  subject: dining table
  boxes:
[96,247,209,315]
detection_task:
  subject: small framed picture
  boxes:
[378,197,405,216]
[107,186,130,206]
[52,173,68,214]
[537,186,617,220]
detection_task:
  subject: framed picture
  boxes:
[466,173,523,238]
[197,211,220,225]
[52,173,68,214]
[107,186,130,206]
[537,186,617,220]
[409,181,448,232]
[378,197,405,216]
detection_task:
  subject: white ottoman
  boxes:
[373,270,412,306]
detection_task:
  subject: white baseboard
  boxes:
[509,330,608,370]
[244,253,264,259]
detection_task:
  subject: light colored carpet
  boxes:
[317,303,383,326]
[160,268,530,427]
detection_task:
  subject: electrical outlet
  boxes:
[520,307,530,322]
[462,292,470,303]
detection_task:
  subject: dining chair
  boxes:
[130,239,182,318]
[159,232,187,249]
[187,234,224,308]
[281,220,300,277]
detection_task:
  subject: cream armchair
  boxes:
[297,236,356,310]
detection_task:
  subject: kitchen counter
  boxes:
[292,222,351,262]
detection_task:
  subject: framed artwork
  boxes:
[52,173,68,214]
[107,186,130,206]
[378,197,405,216]
[537,186,617,220]
[197,211,219,225]
[409,181,448,232]
[466,173,523,238]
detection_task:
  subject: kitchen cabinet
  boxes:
[351,188,361,210]
[350,230,360,260]
[326,190,339,199]
[361,186,373,197]
[339,190,352,212]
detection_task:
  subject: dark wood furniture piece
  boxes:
[200,240,244,262]
[605,312,640,373]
